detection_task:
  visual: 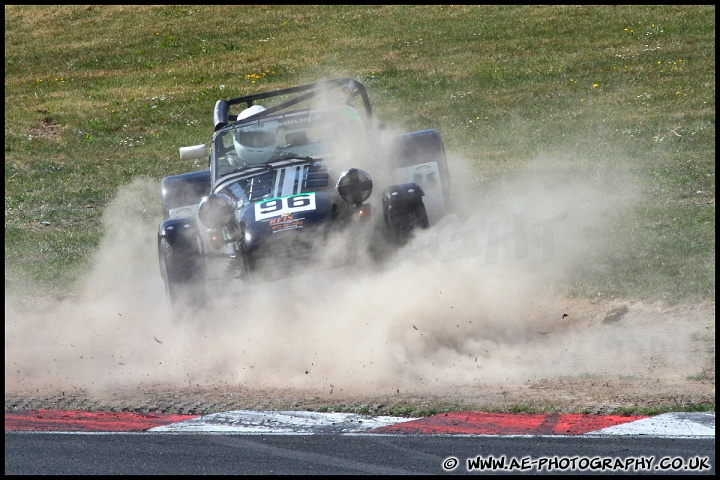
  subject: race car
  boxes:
[158,77,450,309]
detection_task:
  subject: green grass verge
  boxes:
[5,5,715,303]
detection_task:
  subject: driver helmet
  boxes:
[233,105,278,164]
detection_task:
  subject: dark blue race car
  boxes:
[158,78,451,309]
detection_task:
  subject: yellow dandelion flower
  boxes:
[593,83,599,88]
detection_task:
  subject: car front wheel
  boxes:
[158,236,206,311]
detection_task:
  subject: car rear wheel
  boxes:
[388,201,430,245]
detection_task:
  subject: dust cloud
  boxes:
[4,140,708,401]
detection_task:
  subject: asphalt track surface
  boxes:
[5,410,715,474]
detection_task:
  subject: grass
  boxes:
[288,401,716,417]
[4,7,715,416]
[609,403,715,417]
[6,400,713,417]
[4,5,715,303]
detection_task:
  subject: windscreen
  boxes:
[213,106,365,180]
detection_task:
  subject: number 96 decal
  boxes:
[254,193,316,221]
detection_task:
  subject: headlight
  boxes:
[336,168,373,205]
[198,193,236,229]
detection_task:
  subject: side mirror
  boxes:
[179,144,207,160]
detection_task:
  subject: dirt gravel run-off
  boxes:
[5,298,714,416]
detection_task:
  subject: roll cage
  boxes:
[212,77,374,132]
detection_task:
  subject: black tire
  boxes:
[158,236,206,310]
[388,201,430,245]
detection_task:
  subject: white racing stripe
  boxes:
[274,165,305,197]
